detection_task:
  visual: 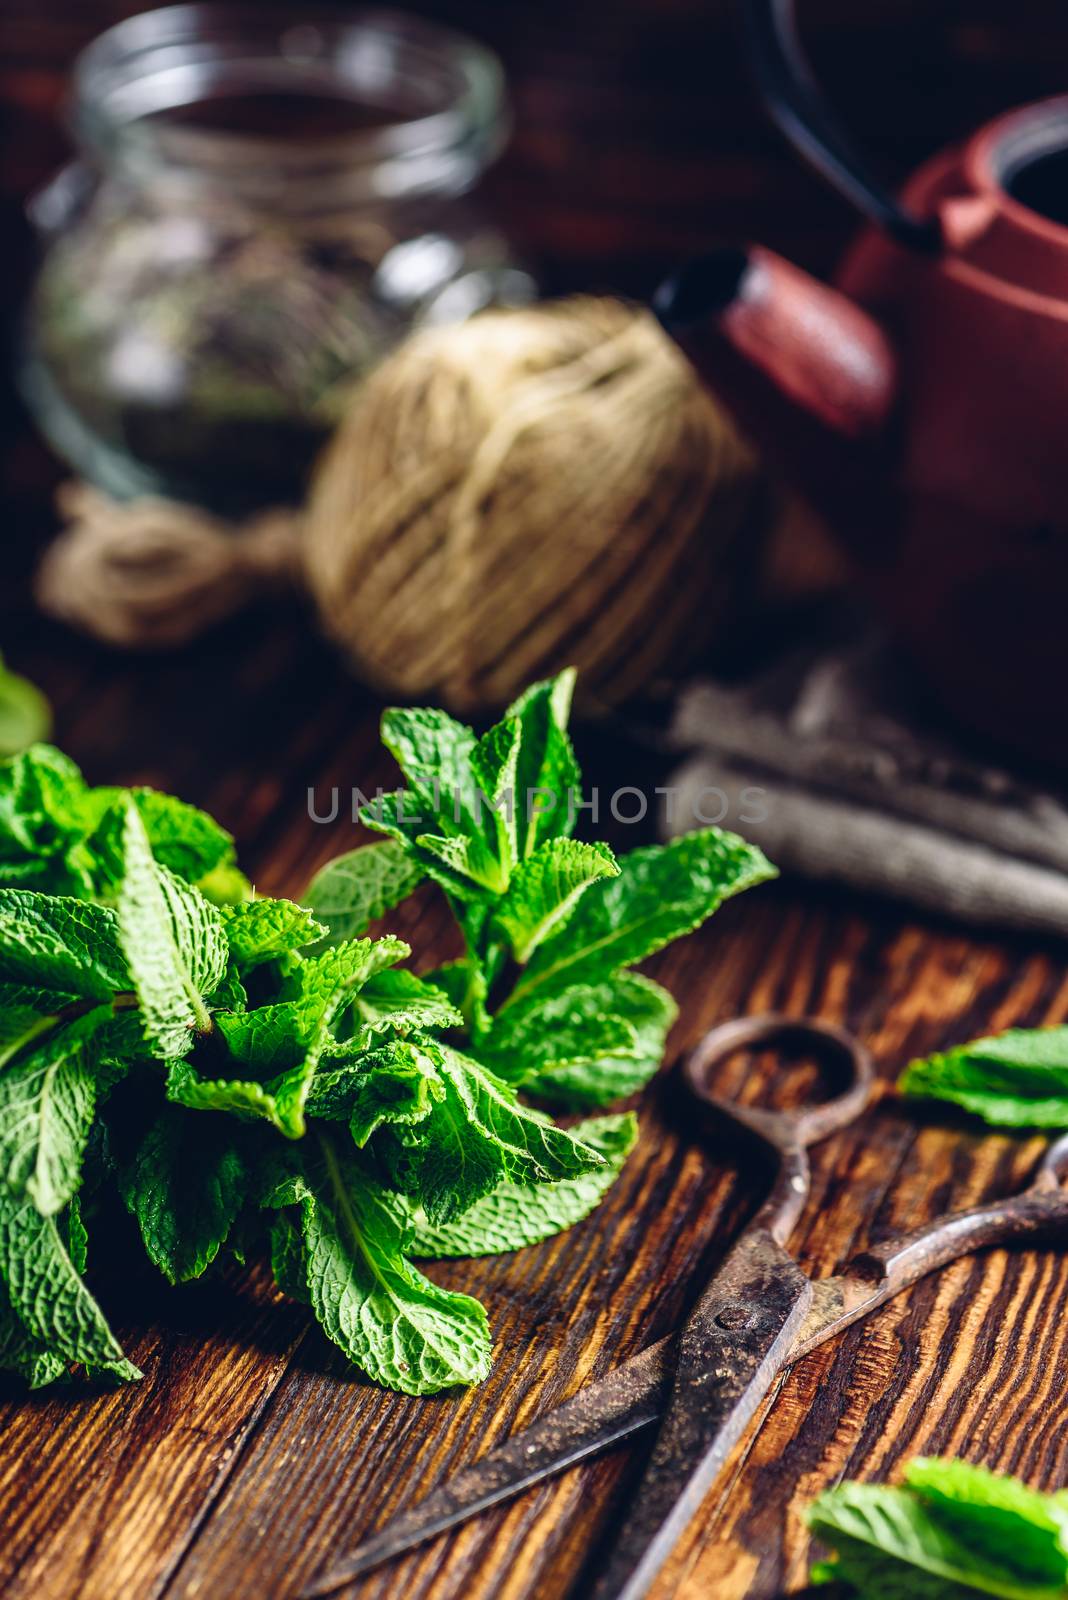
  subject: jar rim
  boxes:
[72,4,509,208]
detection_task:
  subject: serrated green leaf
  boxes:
[304,841,424,944]
[132,788,235,884]
[807,1466,1068,1599]
[116,799,227,1057]
[368,708,505,896]
[297,1132,491,1394]
[167,1056,282,1123]
[900,1027,1068,1128]
[492,839,619,964]
[0,1018,101,1215]
[422,958,489,1037]
[380,706,478,822]
[0,1279,68,1388]
[510,828,776,1006]
[270,1210,309,1303]
[498,973,678,1109]
[221,897,326,967]
[469,716,521,877]
[397,1047,606,1226]
[353,969,463,1039]
[307,1039,445,1136]
[119,1107,249,1284]
[181,938,410,1138]
[0,888,129,1000]
[477,992,636,1088]
[505,670,580,858]
[0,998,64,1070]
[88,787,236,890]
[0,1184,138,1381]
[0,746,90,870]
[904,1458,1068,1586]
[413,829,505,895]
[411,1112,637,1256]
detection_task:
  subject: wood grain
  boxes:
[4,4,1068,1597]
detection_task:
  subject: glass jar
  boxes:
[22,5,532,514]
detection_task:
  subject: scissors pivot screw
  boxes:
[715,1305,752,1331]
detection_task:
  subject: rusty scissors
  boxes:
[302,1013,1068,1600]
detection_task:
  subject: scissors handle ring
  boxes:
[683,1014,876,1245]
[684,1012,876,1151]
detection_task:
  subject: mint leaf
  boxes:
[900,1026,1068,1128]
[130,788,235,884]
[413,829,506,896]
[807,1461,1068,1598]
[0,1017,101,1215]
[397,1047,607,1225]
[370,708,504,896]
[905,1459,1068,1586]
[380,706,478,821]
[0,889,128,1000]
[88,787,236,890]
[0,746,91,876]
[423,957,489,1036]
[119,1108,249,1283]
[293,1133,492,1394]
[181,937,410,1138]
[477,992,637,1087]
[307,1039,444,1137]
[0,1282,68,1388]
[214,1005,304,1071]
[510,828,776,1005]
[304,840,424,944]
[116,799,227,1057]
[0,1186,138,1381]
[492,839,619,964]
[469,716,521,877]
[167,1057,284,1125]
[353,969,463,1039]
[504,973,678,1108]
[0,670,774,1396]
[0,995,65,1069]
[0,659,50,759]
[219,896,322,971]
[411,1113,637,1256]
[506,670,580,858]
[269,1210,309,1303]
[195,860,252,907]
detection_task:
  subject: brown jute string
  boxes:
[36,482,301,648]
[34,298,767,708]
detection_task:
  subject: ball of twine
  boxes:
[304,297,765,710]
[36,297,767,708]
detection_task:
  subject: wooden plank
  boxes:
[0,1266,308,1600]
[149,901,1068,1600]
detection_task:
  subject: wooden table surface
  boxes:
[4,4,1068,1598]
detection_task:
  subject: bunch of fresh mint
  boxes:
[808,1457,1068,1596]
[0,670,774,1394]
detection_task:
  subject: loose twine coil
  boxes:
[36,297,766,710]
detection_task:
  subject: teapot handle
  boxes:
[742,0,942,254]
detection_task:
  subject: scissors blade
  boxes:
[299,1337,673,1598]
[583,1232,814,1600]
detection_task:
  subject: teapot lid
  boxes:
[947,97,1068,301]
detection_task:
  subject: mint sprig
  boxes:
[808,1457,1068,1596]
[900,1026,1068,1128]
[0,670,774,1394]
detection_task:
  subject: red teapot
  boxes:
[656,0,1068,770]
